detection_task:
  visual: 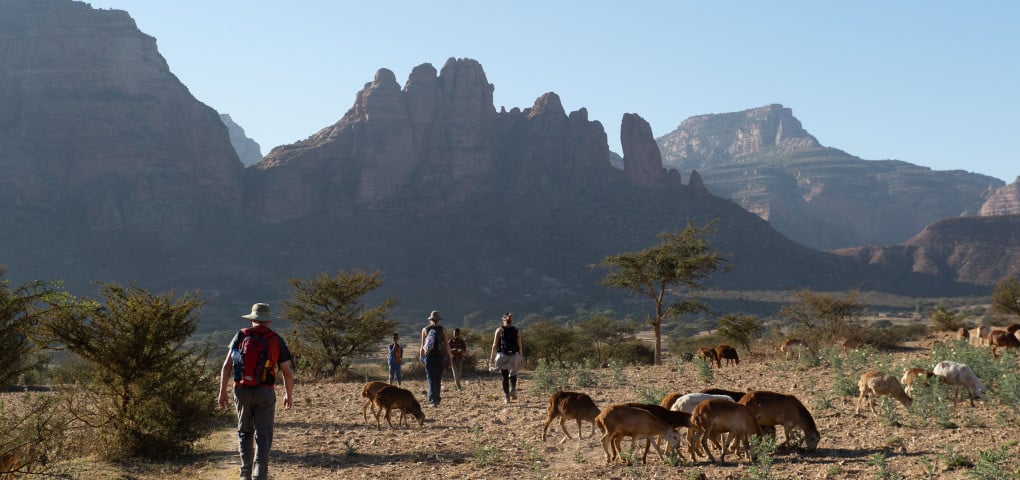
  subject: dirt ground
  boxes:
[29,332,1020,479]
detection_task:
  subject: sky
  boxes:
[86,1,1019,183]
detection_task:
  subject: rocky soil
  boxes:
[31,332,1020,478]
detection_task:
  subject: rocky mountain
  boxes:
[834,214,1020,286]
[657,104,1004,250]
[221,114,263,166]
[0,0,994,331]
[980,177,1020,216]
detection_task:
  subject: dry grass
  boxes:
[13,331,1020,479]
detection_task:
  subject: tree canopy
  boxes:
[597,221,727,364]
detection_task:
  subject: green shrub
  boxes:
[968,445,1015,480]
[604,340,655,366]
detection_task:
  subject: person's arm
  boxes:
[278,360,295,409]
[420,328,427,359]
[217,350,233,409]
[489,328,501,364]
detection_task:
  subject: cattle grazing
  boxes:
[856,370,912,415]
[715,345,740,366]
[361,381,391,422]
[697,346,721,367]
[687,399,762,463]
[542,391,601,442]
[739,390,820,451]
[780,338,808,360]
[932,360,987,406]
[372,385,425,429]
[595,404,683,464]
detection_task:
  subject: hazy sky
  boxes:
[87,1,1018,183]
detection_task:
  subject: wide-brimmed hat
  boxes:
[242,303,275,321]
[427,310,442,321]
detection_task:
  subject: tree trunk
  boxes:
[653,321,662,365]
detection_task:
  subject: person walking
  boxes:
[420,310,453,407]
[387,333,403,386]
[489,312,524,404]
[218,303,295,480]
[449,328,467,390]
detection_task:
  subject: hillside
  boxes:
[657,105,1004,250]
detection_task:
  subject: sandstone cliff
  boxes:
[221,114,263,166]
[656,105,1004,250]
[980,177,1020,216]
[0,0,243,235]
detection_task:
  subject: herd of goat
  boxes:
[358,324,1020,466]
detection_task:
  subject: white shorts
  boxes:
[495,352,523,375]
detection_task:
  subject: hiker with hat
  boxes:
[218,303,295,480]
[420,310,454,407]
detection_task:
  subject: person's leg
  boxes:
[508,353,523,399]
[251,387,277,480]
[234,387,256,480]
[452,357,463,390]
[395,362,402,386]
[500,369,511,403]
[425,356,443,406]
[388,362,396,384]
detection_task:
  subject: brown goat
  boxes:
[1007,323,1020,334]
[900,367,935,396]
[687,399,761,463]
[715,345,740,366]
[989,329,1020,358]
[361,381,391,422]
[841,338,861,353]
[660,392,684,409]
[739,390,820,451]
[697,346,721,367]
[700,388,748,402]
[372,385,425,429]
[542,391,601,442]
[856,370,912,415]
[595,404,683,464]
[956,327,970,340]
[780,338,808,360]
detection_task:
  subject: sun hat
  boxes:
[427,311,442,322]
[242,303,275,321]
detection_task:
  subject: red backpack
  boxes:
[233,326,280,387]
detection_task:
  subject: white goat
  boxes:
[932,360,987,406]
[670,393,735,413]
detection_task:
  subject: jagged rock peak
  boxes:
[621,113,665,187]
[529,92,566,118]
[658,103,822,170]
[980,177,1020,216]
[688,169,707,193]
[405,63,439,89]
[373,68,398,86]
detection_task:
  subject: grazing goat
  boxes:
[841,338,861,352]
[700,388,748,402]
[856,370,912,415]
[542,391,601,442]
[989,329,1020,358]
[372,385,425,429]
[670,393,735,413]
[697,346,721,367]
[621,402,692,456]
[595,404,682,464]
[780,338,808,360]
[687,399,761,463]
[969,325,992,346]
[900,367,934,396]
[739,390,820,451]
[715,345,740,366]
[1007,323,1020,334]
[956,327,970,341]
[932,360,987,406]
[361,381,391,422]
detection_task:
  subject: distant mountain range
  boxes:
[0,0,1013,331]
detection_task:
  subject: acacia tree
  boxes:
[779,289,863,345]
[597,221,726,365]
[283,269,397,377]
[576,311,635,365]
[716,313,762,353]
[41,283,218,459]
[0,277,70,387]
[992,276,1020,318]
